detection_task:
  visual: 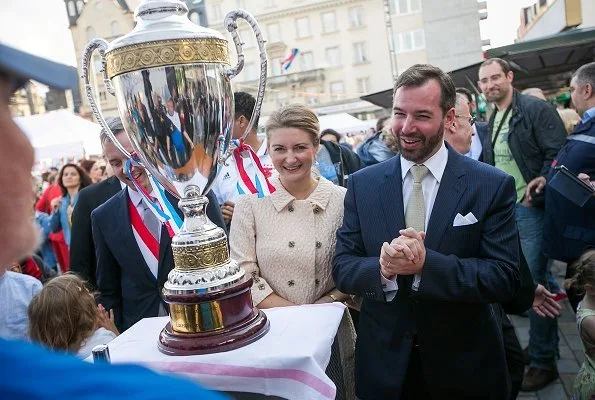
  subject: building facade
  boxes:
[207,0,485,118]
[9,83,46,117]
[517,0,593,41]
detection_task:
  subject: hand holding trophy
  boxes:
[81,0,269,355]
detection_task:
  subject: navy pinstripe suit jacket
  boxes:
[332,144,521,399]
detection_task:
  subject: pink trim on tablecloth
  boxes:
[148,361,336,399]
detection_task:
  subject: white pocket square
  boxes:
[453,212,478,227]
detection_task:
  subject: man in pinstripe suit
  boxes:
[333,64,522,399]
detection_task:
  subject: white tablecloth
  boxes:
[102,303,346,400]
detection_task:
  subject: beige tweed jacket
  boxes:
[229,176,356,399]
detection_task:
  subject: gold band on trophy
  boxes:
[170,302,224,333]
[105,38,230,79]
[172,237,230,270]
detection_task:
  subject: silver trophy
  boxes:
[82,0,269,355]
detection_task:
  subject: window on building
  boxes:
[300,51,314,71]
[321,11,337,33]
[76,0,83,13]
[329,81,344,100]
[349,7,365,28]
[325,46,341,67]
[392,29,425,53]
[211,4,222,21]
[356,77,370,94]
[93,56,102,73]
[243,62,257,81]
[389,0,421,15]
[67,1,76,17]
[98,86,107,103]
[111,21,121,37]
[239,29,253,48]
[305,86,318,105]
[189,11,199,25]
[353,42,368,64]
[86,26,96,42]
[296,17,311,38]
[277,91,289,107]
[267,23,281,43]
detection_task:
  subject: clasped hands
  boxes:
[380,227,426,279]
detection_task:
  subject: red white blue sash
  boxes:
[232,140,275,198]
[128,197,159,277]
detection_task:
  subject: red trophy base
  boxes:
[158,277,269,355]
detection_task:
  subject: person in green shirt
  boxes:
[478,57,567,392]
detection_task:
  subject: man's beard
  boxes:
[485,85,509,104]
[396,121,444,163]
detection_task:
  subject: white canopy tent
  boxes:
[15,110,103,161]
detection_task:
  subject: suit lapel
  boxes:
[381,156,406,239]
[425,148,467,250]
[114,190,158,284]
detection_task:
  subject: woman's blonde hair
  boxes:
[28,274,97,352]
[265,103,320,146]
[564,249,595,294]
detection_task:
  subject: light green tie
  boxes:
[405,164,429,232]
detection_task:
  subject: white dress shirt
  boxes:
[211,137,274,205]
[382,142,449,301]
[465,125,482,160]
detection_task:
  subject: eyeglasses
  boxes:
[455,115,476,126]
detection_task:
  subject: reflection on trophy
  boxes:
[82,0,269,355]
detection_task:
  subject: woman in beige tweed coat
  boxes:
[229,104,356,399]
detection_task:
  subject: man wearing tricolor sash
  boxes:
[212,92,276,226]
[92,125,226,332]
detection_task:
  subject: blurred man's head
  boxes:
[0,43,79,270]
[233,91,258,140]
[320,129,341,144]
[478,58,514,104]
[455,87,475,114]
[444,93,475,154]
[570,61,595,117]
[100,117,150,192]
[521,87,547,101]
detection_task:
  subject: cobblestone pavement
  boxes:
[512,261,583,400]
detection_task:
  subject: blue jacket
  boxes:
[332,145,520,399]
[542,116,595,262]
[0,338,226,399]
[50,192,78,246]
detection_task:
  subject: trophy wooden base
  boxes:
[158,277,270,355]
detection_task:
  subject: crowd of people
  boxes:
[1,41,594,400]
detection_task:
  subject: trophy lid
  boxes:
[105,0,229,79]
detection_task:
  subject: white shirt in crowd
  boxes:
[167,111,182,132]
[0,271,42,341]
[77,327,117,359]
[212,137,274,205]
[381,142,449,301]
[466,125,483,160]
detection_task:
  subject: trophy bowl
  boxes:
[82,0,269,355]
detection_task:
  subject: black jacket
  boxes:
[70,176,121,288]
[93,188,225,331]
[320,140,364,186]
[482,90,567,195]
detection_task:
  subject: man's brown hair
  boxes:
[393,64,456,115]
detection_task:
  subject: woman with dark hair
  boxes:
[50,164,92,271]
[79,159,103,184]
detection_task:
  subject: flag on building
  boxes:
[280,48,299,71]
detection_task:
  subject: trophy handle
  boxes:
[81,39,132,159]
[224,9,267,143]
